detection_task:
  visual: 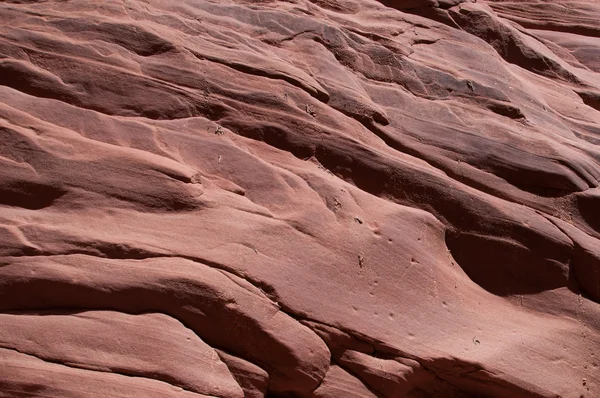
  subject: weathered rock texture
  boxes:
[1,0,600,397]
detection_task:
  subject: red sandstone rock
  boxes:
[0,311,243,397]
[0,347,212,398]
[1,0,599,397]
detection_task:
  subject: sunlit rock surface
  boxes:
[1,1,600,397]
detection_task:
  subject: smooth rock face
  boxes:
[0,0,599,397]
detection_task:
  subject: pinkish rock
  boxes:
[1,0,600,397]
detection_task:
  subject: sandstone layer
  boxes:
[1,0,600,397]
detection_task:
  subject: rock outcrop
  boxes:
[1,0,599,397]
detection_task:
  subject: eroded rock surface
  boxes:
[1,0,600,397]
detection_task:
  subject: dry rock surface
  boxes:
[1,0,600,397]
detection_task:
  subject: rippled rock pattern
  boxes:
[1,1,600,397]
